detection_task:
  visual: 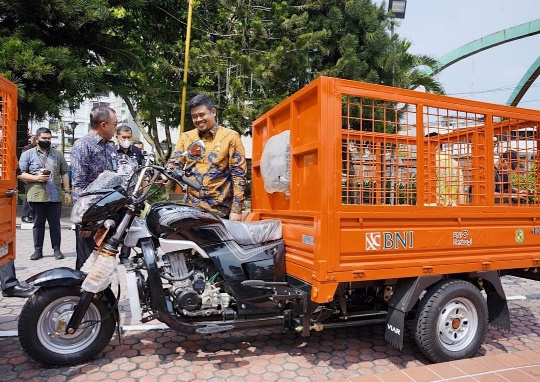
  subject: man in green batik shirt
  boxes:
[18,127,71,260]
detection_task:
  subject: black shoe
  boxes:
[21,217,33,223]
[119,257,129,265]
[53,249,64,260]
[2,284,35,298]
[30,249,43,260]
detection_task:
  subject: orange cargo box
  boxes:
[247,76,540,303]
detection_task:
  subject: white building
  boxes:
[31,92,253,163]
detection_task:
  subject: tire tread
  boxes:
[18,287,116,367]
[414,279,488,363]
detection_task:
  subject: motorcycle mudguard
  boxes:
[25,267,118,309]
[26,267,86,287]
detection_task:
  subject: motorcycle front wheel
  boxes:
[18,286,117,367]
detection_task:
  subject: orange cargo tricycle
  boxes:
[18,77,540,366]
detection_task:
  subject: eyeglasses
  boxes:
[104,121,118,126]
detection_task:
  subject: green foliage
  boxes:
[0,0,122,120]
[146,182,172,204]
[0,0,130,155]
[0,0,444,158]
[186,0,443,136]
[397,180,417,205]
[511,164,538,190]
[342,177,417,205]
[510,164,538,204]
[376,39,444,93]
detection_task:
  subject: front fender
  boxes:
[26,267,86,288]
[26,266,119,311]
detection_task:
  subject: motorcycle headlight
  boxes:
[70,194,104,224]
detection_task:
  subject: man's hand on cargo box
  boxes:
[229,212,242,222]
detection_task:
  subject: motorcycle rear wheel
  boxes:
[18,286,116,367]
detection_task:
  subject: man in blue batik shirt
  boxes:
[71,105,118,270]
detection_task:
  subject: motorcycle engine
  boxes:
[162,251,230,316]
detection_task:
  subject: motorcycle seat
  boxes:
[220,219,282,245]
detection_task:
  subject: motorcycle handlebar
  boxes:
[170,169,202,191]
[138,165,202,192]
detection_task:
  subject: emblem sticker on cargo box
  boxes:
[366,231,413,250]
[453,230,472,246]
[515,229,525,244]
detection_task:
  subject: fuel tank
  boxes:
[146,202,229,246]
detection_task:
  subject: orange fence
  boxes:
[340,94,539,207]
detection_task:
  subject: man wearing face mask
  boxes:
[116,125,144,176]
[18,127,71,260]
[115,125,144,263]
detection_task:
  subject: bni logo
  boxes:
[366,231,414,251]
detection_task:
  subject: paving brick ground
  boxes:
[1,216,540,381]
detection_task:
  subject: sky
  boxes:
[379,0,540,110]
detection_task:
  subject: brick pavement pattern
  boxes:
[1,217,540,381]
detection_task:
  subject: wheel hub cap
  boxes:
[437,298,479,352]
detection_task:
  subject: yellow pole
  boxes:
[180,0,194,134]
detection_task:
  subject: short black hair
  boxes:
[501,150,518,161]
[35,127,52,137]
[425,131,444,148]
[188,94,214,111]
[116,125,132,135]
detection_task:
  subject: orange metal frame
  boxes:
[0,75,18,266]
[247,76,540,303]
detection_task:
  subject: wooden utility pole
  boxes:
[180,0,194,134]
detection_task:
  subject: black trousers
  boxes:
[75,225,96,270]
[22,183,33,220]
[30,202,62,250]
[21,198,33,219]
[0,261,18,290]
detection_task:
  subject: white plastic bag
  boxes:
[260,130,290,195]
[81,253,117,293]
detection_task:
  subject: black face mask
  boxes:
[38,140,51,149]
